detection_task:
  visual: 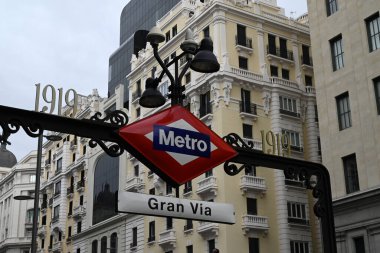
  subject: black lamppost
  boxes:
[15,133,62,253]
[139,27,220,108]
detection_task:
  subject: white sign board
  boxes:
[117,191,235,224]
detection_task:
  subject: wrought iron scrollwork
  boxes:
[88,110,129,157]
[223,133,252,149]
[0,118,43,139]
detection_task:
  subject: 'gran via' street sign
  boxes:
[118,105,237,185]
[117,191,235,224]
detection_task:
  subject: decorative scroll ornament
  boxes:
[88,110,129,157]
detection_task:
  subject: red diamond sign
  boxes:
[118,105,237,185]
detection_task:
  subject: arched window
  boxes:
[92,240,98,253]
[93,154,119,224]
[101,236,107,253]
[110,233,118,253]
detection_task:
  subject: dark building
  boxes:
[108,0,181,106]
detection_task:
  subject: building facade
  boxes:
[307,0,380,252]
[127,0,322,252]
[108,0,181,104]
[0,150,37,253]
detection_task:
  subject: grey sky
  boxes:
[0,0,307,161]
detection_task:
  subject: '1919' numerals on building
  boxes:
[260,130,291,157]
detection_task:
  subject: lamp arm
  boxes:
[152,43,175,86]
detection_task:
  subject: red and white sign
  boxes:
[118,105,237,185]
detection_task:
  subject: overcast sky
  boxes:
[0,0,307,161]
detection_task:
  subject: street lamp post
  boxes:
[15,133,62,253]
[139,27,220,196]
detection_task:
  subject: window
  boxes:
[54,181,61,196]
[247,198,257,215]
[287,202,308,225]
[282,69,289,80]
[240,89,252,114]
[110,233,118,253]
[208,239,215,253]
[185,72,191,84]
[245,165,256,176]
[268,34,276,54]
[59,231,62,241]
[374,77,380,114]
[164,57,169,65]
[279,38,288,59]
[237,24,247,46]
[83,145,86,155]
[270,65,278,77]
[243,124,253,139]
[171,52,176,60]
[53,205,60,220]
[305,75,313,86]
[184,219,193,230]
[186,245,193,253]
[56,158,62,172]
[92,240,98,253]
[290,241,309,253]
[148,221,155,242]
[279,96,298,116]
[30,175,36,183]
[149,188,155,195]
[343,154,360,194]
[166,184,172,195]
[205,169,213,178]
[80,195,84,205]
[326,0,338,16]
[172,25,177,37]
[336,92,352,130]
[132,227,137,247]
[158,80,169,98]
[136,108,140,118]
[77,221,82,233]
[317,137,322,156]
[151,66,157,78]
[330,34,344,71]
[42,215,46,225]
[239,56,248,70]
[366,12,380,52]
[134,165,139,177]
[77,249,80,253]
[302,45,312,65]
[101,236,107,253]
[93,154,119,225]
[282,129,301,149]
[41,239,45,248]
[72,153,76,162]
[165,31,170,42]
[184,180,192,193]
[68,226,72,237]
[249,238,259,253]
[69,201,73,215]
[203,26,210,38]
[200,91,212,117]
[26,209,33,224]
[353,236,365,253]
[166,217,173,230]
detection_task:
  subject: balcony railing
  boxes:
[242,138,262,151]
[73,206,86,219]
[235,36,253,49]
[240,102,257,116]
[199,102,212,118]
[301,55,313,66]
[77,180,85,191]
[279,109,300,118]
[288,217,310,226]
[51,215,59,224]
[197,221,219,237]
[38,225,47,237]
[196,176,217,197]
[240,175,266,195]
[158,230,176,248]
[267,46,294,61]
[241,215,269,234]
[48,198,53,206]
[125,177,144,192]
[41,201,47,210]
[67,186,74,197]
[147,236,155,243]
[184,223,193,231]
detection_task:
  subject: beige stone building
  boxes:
[127,0,322,252]
[307,0,380,252]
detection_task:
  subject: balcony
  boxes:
[184,224,193,233]
[199,102,212,119]
[239,102,258,120]
[240,175,266,196]
[158,230,176,250]
[288,217,310,226]
[125,176,144,192]
[48,198,53,206]
[183,187,192,197]
[51,215,59,224]
[197,221,219,238]
[132,89,142,103]
[41,201,48,211]
[266,46,294,63]
[67,186,74,198]
[52,241,62,252]
[301,56,313,70]
[242,138,262,151]
[45,160,51,168]
[76,180,85,192]
[196,176,217,198]
[280,109,300,118]
[38,225,47,237]
[53,191,61,198]
[73,206,86,220]
[70,140,77,150]
[147,236,155,244]
[235,36,253,54]
[241,215,269,235]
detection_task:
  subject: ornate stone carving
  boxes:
[211,82,220,107]
[223,81,232,106]
[262,92,271,115]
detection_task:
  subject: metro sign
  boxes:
[118,105,237,185]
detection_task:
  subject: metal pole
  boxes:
[31,133,43,253]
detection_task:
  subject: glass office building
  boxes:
[108,0,181,105]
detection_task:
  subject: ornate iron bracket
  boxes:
[223,133,336,253]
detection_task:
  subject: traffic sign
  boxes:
[117,191,235,224]
[118,105,237,185]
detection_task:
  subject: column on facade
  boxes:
[257,27,269,80]
[190,93,200,118]
[212,9,229,71]
[291,38,302,86]
[304,98,320,163]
